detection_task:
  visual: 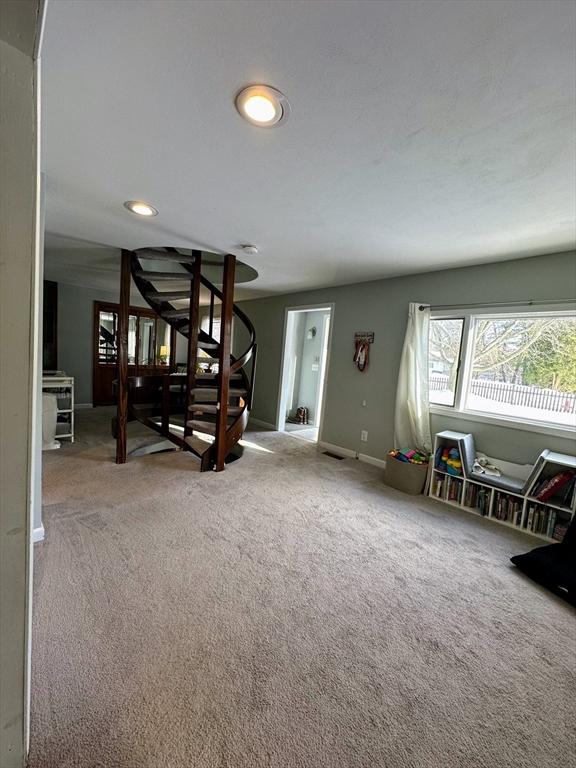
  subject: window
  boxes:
[429,311,576,431]
[429,318,464,406]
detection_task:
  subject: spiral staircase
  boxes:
[115,247,257,472]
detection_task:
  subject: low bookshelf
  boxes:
[430,431,576,543]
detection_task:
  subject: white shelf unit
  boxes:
[42,375,75,443]
[429,431,576,544]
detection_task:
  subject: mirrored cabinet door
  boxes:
[93,301,170,405]
[138,316,156,367]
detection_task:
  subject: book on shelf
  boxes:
[524,503,571,541]
[553,523,569,542]
[531,471,576,509]
[433,476,444,498]
[493,492,522,524]
[555,475,576,508]
[546,510,557,539]
[463,484,490,516]
[445,475,462,502]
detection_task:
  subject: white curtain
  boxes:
[393,302,432,452]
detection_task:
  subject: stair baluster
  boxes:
[184,251,201,440]
[115,249,131,465]
[214,254,235,472]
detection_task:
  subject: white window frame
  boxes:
[429,315,467,408]
[429,305,576,438]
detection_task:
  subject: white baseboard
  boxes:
[33,524,45,543]
[75,403,93,409]
[359,453,387,470]
[248,417,277,430]
[318,440,356,459]
[318,440,386,470]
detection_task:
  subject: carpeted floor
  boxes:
[28,408,575,768]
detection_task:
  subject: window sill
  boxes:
[429,405,576,439]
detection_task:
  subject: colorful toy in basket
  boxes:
[388,448,429,465]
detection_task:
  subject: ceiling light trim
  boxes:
[123,200,159,217]
[235,85,290,127]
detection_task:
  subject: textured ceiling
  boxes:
[42,0,576,297]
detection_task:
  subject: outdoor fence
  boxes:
[429,374,576,414]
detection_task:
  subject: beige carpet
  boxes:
[29,408,575,768]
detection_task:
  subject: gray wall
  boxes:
[240,250,576,464]
[57,282,147,404]
[0,6,41,763]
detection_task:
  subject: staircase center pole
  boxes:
[115,249,131,464]
[214,254,236,471]
[184,251,201,440]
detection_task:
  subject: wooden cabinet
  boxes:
[92,301,172,406]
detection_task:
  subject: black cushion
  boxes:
[563,513,576,549]
[511,546,576,605]
[511,514,576,605]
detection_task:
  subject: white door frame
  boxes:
[275,303,335,443]
[314,313,331,434]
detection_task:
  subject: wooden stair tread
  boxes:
[198,340,219,350]
[131,403,154,414]
[136,249,195,263]
[196,372,241,380]
[186,420,217,435]
[134,270,192,281]
[145,290,191,302]
[184,435,213,456]
[192,386,247,397]
[189,404,243,416]
[163,309,190,320]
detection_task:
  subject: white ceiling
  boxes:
[42,0,576,298]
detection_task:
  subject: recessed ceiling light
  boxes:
[235,85,290,127]
[123,200,158,217]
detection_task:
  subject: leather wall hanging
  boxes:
[353,332,374,372]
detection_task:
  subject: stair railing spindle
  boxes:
[184,251,202,440]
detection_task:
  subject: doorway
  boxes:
[277,305,333,443]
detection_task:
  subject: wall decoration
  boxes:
[353,332,373,372]
[354,332,374,343]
